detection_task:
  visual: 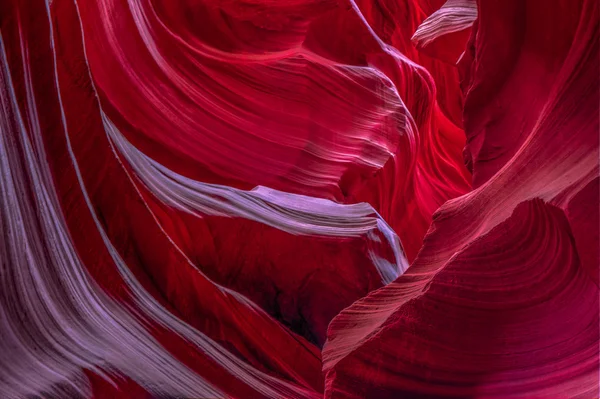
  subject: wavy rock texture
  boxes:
[324,0,599,397]
[0,0,597,398]
[411,0,476,64]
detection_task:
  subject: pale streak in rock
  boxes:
[104,115,408,284]
[0,29,222,399]
[412,0,477,48]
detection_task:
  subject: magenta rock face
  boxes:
[0,0,597,398]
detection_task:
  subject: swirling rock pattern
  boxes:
[0,0,597,398]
